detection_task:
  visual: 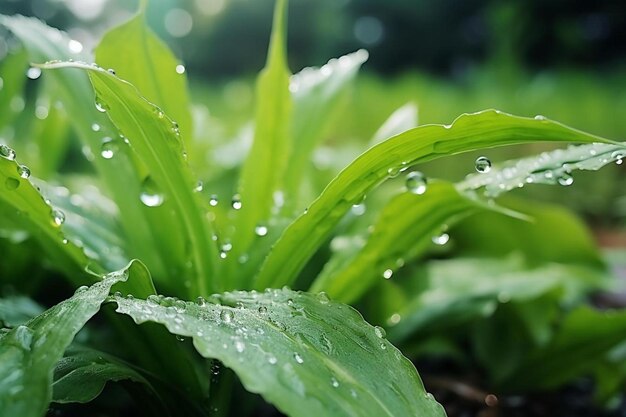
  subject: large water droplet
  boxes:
[405,171,427,194]
[95,97,109,113]
[231,194,242,210]
[100,138,118,159]
[557,173,574,186]
[374,326,386,339]
[26,67,42,80]
[17,165,30,179]
[220,310,234,324]
[475,156,492,173]
[0,144,16,160]
[176,64,186,74]
[52,209,65,226]
[140,177,164,207]
[255,224,268,237]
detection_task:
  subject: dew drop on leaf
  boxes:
[534,115,547,121]
[26,67,41,80]
[317,292,330,304]
[176,335,185,342]
[475,156,492,173]
[5,177,19,190]
[405,171,427,194]
[107,68,116,75]
[374,326,386,339]
[268,355,278,365]
[176,64,186,74]
[231,194,242,210]
[331,377,340,388]
[432,233,450,245]
[139,177,164,207]
[220,310,234,324]
[194,180,204,192]
[293,352,304,364]
[612,150,624,165]
[557,173,574,186]
[91,123,101,132]
[100,138,118,159]
[0,144,16,160]
[209,194,219,206]
[258,305,268,314]
[196,296,206,307]
[255,224,268,237]
[74,285,88,295]
[52,209,65,226]
[382,269,393,279]
[234,339,246,353]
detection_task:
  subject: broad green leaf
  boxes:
[501,307,626,391]
[0,146,93,281]
[52,346,156,404]
[95,3,192,145]
[459,141,626,197]
[0,262,133,417]
[310,182,482,303]
[381,256,606,343]
[0,296,43,327]
[1,16,166,283]
[229,0,292,278]
[41,61,218,296]
[255,110,612,290]
[112,289,446,417]
[284,49,369,205]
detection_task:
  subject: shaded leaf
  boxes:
[112,289,446,417]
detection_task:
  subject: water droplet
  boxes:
[255,224,268,237]
[380,343,387,350]
[317,292,330,304]
[176,64,186,74]
[351,203,366,216]
[389,313,401,325]
[382,269,393,279]
[52,209,65,226]
[209,194,219,206]
[62,238,68,244]
[432,233,449,245]
[475,156,492,173]
[17,165,30,179]
[557,173,574,186]
[405,171,427,194]
[220,310,234,324]
[258,305,268,314]
[74,285,88,294]
[107,68,116,75]
[95,97,109,113]
[140,177,164,207]
[293,352,304,364]
[26,67,42,80]
[231,194,242,210]
[374,326,386,339]
[331,377,340,388]
[268,355,278,365]
[176,335,185,342]
[534,115,547,121]
[100,138,118,159]
[196,296,206,306]
[68,39,83,53]
[0,145,16,160]
[91,123,101,132]
[234,339,246,353]
[612,150,624,165]
[194,180,203,192]
[147,295,160,306]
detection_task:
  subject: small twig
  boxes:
[423,375,499,407]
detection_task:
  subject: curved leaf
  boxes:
[112,289,446,417]
[0,262,135,417]
[255,110,612,290]
[95,4,192,144]
[40,61,218,296]
[310,182,482,303]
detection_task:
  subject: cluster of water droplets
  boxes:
[459,143,626,198]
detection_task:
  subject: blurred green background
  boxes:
[1,0,624,228]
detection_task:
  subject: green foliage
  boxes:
[0,1,625,416]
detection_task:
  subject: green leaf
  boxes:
[459,141,626,197]
[0,296,43,327]
[1,15,166,285]
[40,61,218,296]
[370,102,418,146]
[501,307,626,391]
[310,182,482,303]
[95,5,192,145]
[112,289,446,417]
[52,346,155,404]
[284,49,369,205]
[0,147,93,281]
[0,262,133,417]
[255,110,612,290]
[229,0,292,274]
